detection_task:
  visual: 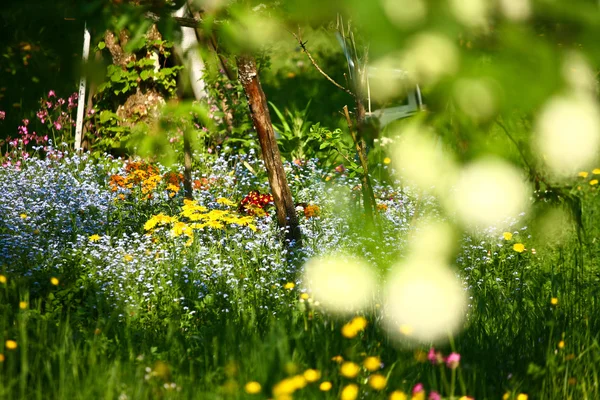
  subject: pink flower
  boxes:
[428,391,441,400]
[412,383,424,395]
[446,352,461,369]
[0,111,5,120]
[428,347,444,364]
[54,121,62,131]
[48,90,56,97]
[427,348,437,363]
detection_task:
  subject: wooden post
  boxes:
[236,54,301,246]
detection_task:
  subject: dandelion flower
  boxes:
[319,381,332,391]
[340,383,359,400]
[389,391,408,400]
[303,369,321,382]
[5,340,17,350]
[368,374,387,390]
[363,356,381,371]
[513,243,525,253]
[20,213,28,219]
[503,232,513,240]
[0,354,4,362]
[123,254,134,262]
[340,362,360,378]
[19,301,27,310]
[383,157,392,164]
[342,316,368,338]
[551,297,558,305]
[50,277,59,286]
[244,381,261,394]
[0,275,6,284]
[284,282,295,290]
[578,171,589,178]
[517,394,528,400]
[590,179,598,185]
[300,293,309,300]
[558,340,565,349]
[593,168,600,174]
[89,234,101,242]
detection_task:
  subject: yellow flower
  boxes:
[303,368,321,383]
[166,184,180,193]
[300,293,309,300]
[503,232,513,240]
[558,340,565,349]
[123,254,134,262]
[20,213,27,219]
[368,374,387,390]
[0,275,6,284]
[551,297,558,305]
[284,282,295,290]
[341,383,359,400]
[272,378,296,397]
[513,243,525,253]
[590,179,598,185]
[319,381,332,391]
[5,340,17,350]
[244,381,261,394]
[331,355,344,363]
[216,197,236,207]
[171,222,193,238]
[50,277,59,286]
[578,171,589,178]
[389,391,408,400]
[19,301,27,310]
[342,316,368,338]
[516,394,528,400]
[593,168,600,174]
[399,324,414,336]
[0,354,4,362]
[340,362,360,378]
[363,356,381,371]
[290,374,307,390]
[502,392,510,400]
[205,220,224,229]
[412,392,425,400]
[383,157,391,164]
[89,234,101,242]
[414,350,428,363]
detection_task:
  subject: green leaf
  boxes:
[98,41,105,50]
[140,70,152,80]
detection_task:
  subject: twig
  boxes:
[495,118,535,175]
[145,11,202,28]
[291,31,354,97]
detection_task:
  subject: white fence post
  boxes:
[75,22,91,151]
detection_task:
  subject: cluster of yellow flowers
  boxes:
[144,198,257,246]
[577,168,600,189]
[502,232,531,254]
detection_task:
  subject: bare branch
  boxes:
[145,11,202,28]
[291,31,354,97]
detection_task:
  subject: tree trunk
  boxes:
[236,54,301,246]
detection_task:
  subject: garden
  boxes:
[1,1,600,399]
